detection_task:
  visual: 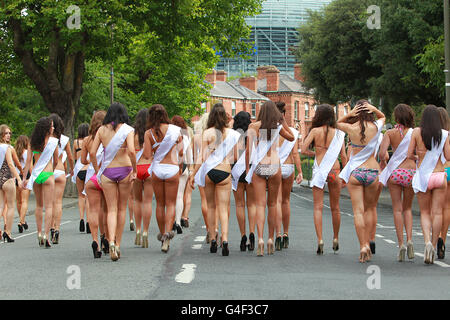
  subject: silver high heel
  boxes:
[332,239,339,253]
[142,232,148,248]
[407,240,414,259]
[135,230,141,246]
[424,242,433,264]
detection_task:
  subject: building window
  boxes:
[305,102,309,119]
[294,101,299,120]
[251,103,256,119]
[232,101,236,116]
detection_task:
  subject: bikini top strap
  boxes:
[395,124,405,138]
[150,129,161,149]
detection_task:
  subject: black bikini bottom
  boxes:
[77,170,87,182]
[207,169,230,184]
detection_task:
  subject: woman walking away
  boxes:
[73,123,90,233]
[133,109,153,248]
[90,103,136,261]
[231,111,256,251]
[437,107,450,259]
[245,101,294,256]
[193,103,241,256]
[181,125,195,229]
[275,102,303,251]
[408,105,450,264]
[379,104,416,261]
[302,104,347,255]
[145,104,182,253]
[337,101,385,263]
[23,117,59,248]
[172,115,193,234]
[49,113,74,244]
[82,110,108,258]
[0,125,22,242]
[15,135,31,233]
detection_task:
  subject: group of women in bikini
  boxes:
[0,100,449,265]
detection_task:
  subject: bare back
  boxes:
[384,128,415,170]
[409,128,449,173]
[345,121,380,169]
[98,124,133,168]
[202,127,233,172]
[147,124,182,165]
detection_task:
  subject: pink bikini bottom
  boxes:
[428,172,447,190]
[90,174,102,191]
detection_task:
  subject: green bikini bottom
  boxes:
[35,172,54,184]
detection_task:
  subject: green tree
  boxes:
[416,36,445,98]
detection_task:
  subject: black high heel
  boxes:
[210,240,217,253]
[44,235,51,248]
[86,223,91,234]
[282,234,289,249]
[50,228,55,241]
[222,241,229,256]
[52,230,60,244]
[23,222,28,230]
[101,234,109,254]
[240,235,247,252]
[18,223,23,234]
[369,241,376,254]
[91,241,102,258]
[176,224,182,234]
[248,233,255,251]
[275,236,283,251]
[437,237,445,259]
[3,232,15,243]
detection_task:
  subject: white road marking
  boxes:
[375,234,385,238]
[201,225,206,229]
[291,192,353,216]
[194,236,206,242]
[383,239,396,244]
[192,244,202,250]
[175,264,197,284]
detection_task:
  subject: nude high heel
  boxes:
[257,240,264,257]
[135,230,141,246]
[267,239,274,255]
[316,240,324,255]
[332,239,339,253]
[142,232,148,248]
[407,240,415,260]
[398,244,406,262]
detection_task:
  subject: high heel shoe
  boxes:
[240,235,247,252]
[359,247,368,263]
[257,240,264,257]
[37,233,44,247]
[275,235,282,251]
[101,234,109,254]
[86,222,91,234]
[407,240,414,260]
[135,230,142,246]
[369,241,376,255]
[18,223,23,234]
[332,239,339,253]
[142,232,148,248]
[398,244,406,262]
[210,239,218,253]
[222,241,229,256]
[44,234,51,248]
[161,233,170,253]
[52,230,60,244]
[116,246,121,259]
[248,233,255,251]
[437,238,445,259]
[267,239,274,255]
[175,223,183,234]
[110,242,119,261]
[316,240,324,255]
[23,222,28,230]
[282,233,289,249]
[424,242,434,264]
[2,232,14,243]
[91,241,102,258]
[365,245,372,262]
[130,220,135,231]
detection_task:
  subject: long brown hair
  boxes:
[420,105,442,150]
[15,135,29,163]
[257,101,283,140]
[346,100,376,144]
[311,104,336,145]
[148,104,171,140]
[89,110,107,138]
[0,124,11,143]
[438,107,450,131]
[394,104,415,128]
[207,103,228,132]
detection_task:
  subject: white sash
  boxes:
[97,124,134,184]
[245,125,282,184]
[71,157,85,184]
[379,129,412,186]
[231,151,246,191]
[27,137,59,190]
[311,129,345,189]
[412,130,449,193]
[148,124,181,177]
[195,128,241,187]
[0,144,8,170]
[83,144,103,195]
[339,119,384,183]
[136,149,144,162]
[279,127,299,165]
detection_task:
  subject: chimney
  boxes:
[294,64,305,82]
[257,65,270,80]
[266,66,280,92]
[216,70,227,82]
[206,70,217,86]
[239,76,257,92]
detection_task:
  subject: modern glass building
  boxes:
[216,0,333,76]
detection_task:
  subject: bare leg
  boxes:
[199,186,209,232]
[33,184,44,235]
[234,184,246,237]
[347,177,368,251]
[142,178,153,233]
[116,174,133,247]
[214,176,232,243]
[42,176,55,239]
[152,175,166,235]
[3,179,16,236]
[328,178,342,241]
[388,182,405,246]
[267,170,282,244]
[312,186,324,243]
[19,189,30,226]
[52,175,66,231]
[246,183,256,235]
[76,177,87,221]
[281,174,294,236]
[86,181,102,245]
[133,180,143,232]
[182,180,193,222]
[417,191,432,244]
[175,170,188,225]
[163,173,180,234]
[430,183,447,248]
[441,182,450,244]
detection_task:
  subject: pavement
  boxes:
[1,184,449,301]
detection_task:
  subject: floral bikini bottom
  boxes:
[389,168,416,188]
[351,168,379,187]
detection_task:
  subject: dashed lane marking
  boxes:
[175,264,197,284]
[194,236,206,242]
[192,244,202,250]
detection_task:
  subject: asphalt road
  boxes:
[1,185,449,300]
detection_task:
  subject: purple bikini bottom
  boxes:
[103,166,132,183]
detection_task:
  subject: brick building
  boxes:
[203,65,349,141]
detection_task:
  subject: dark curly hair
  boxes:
[48,113,64,146]
[30,117,52,152]
[103,102,130,130]
[148,104,171,140]
[233,111,251,132]
[134,108,149,148]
